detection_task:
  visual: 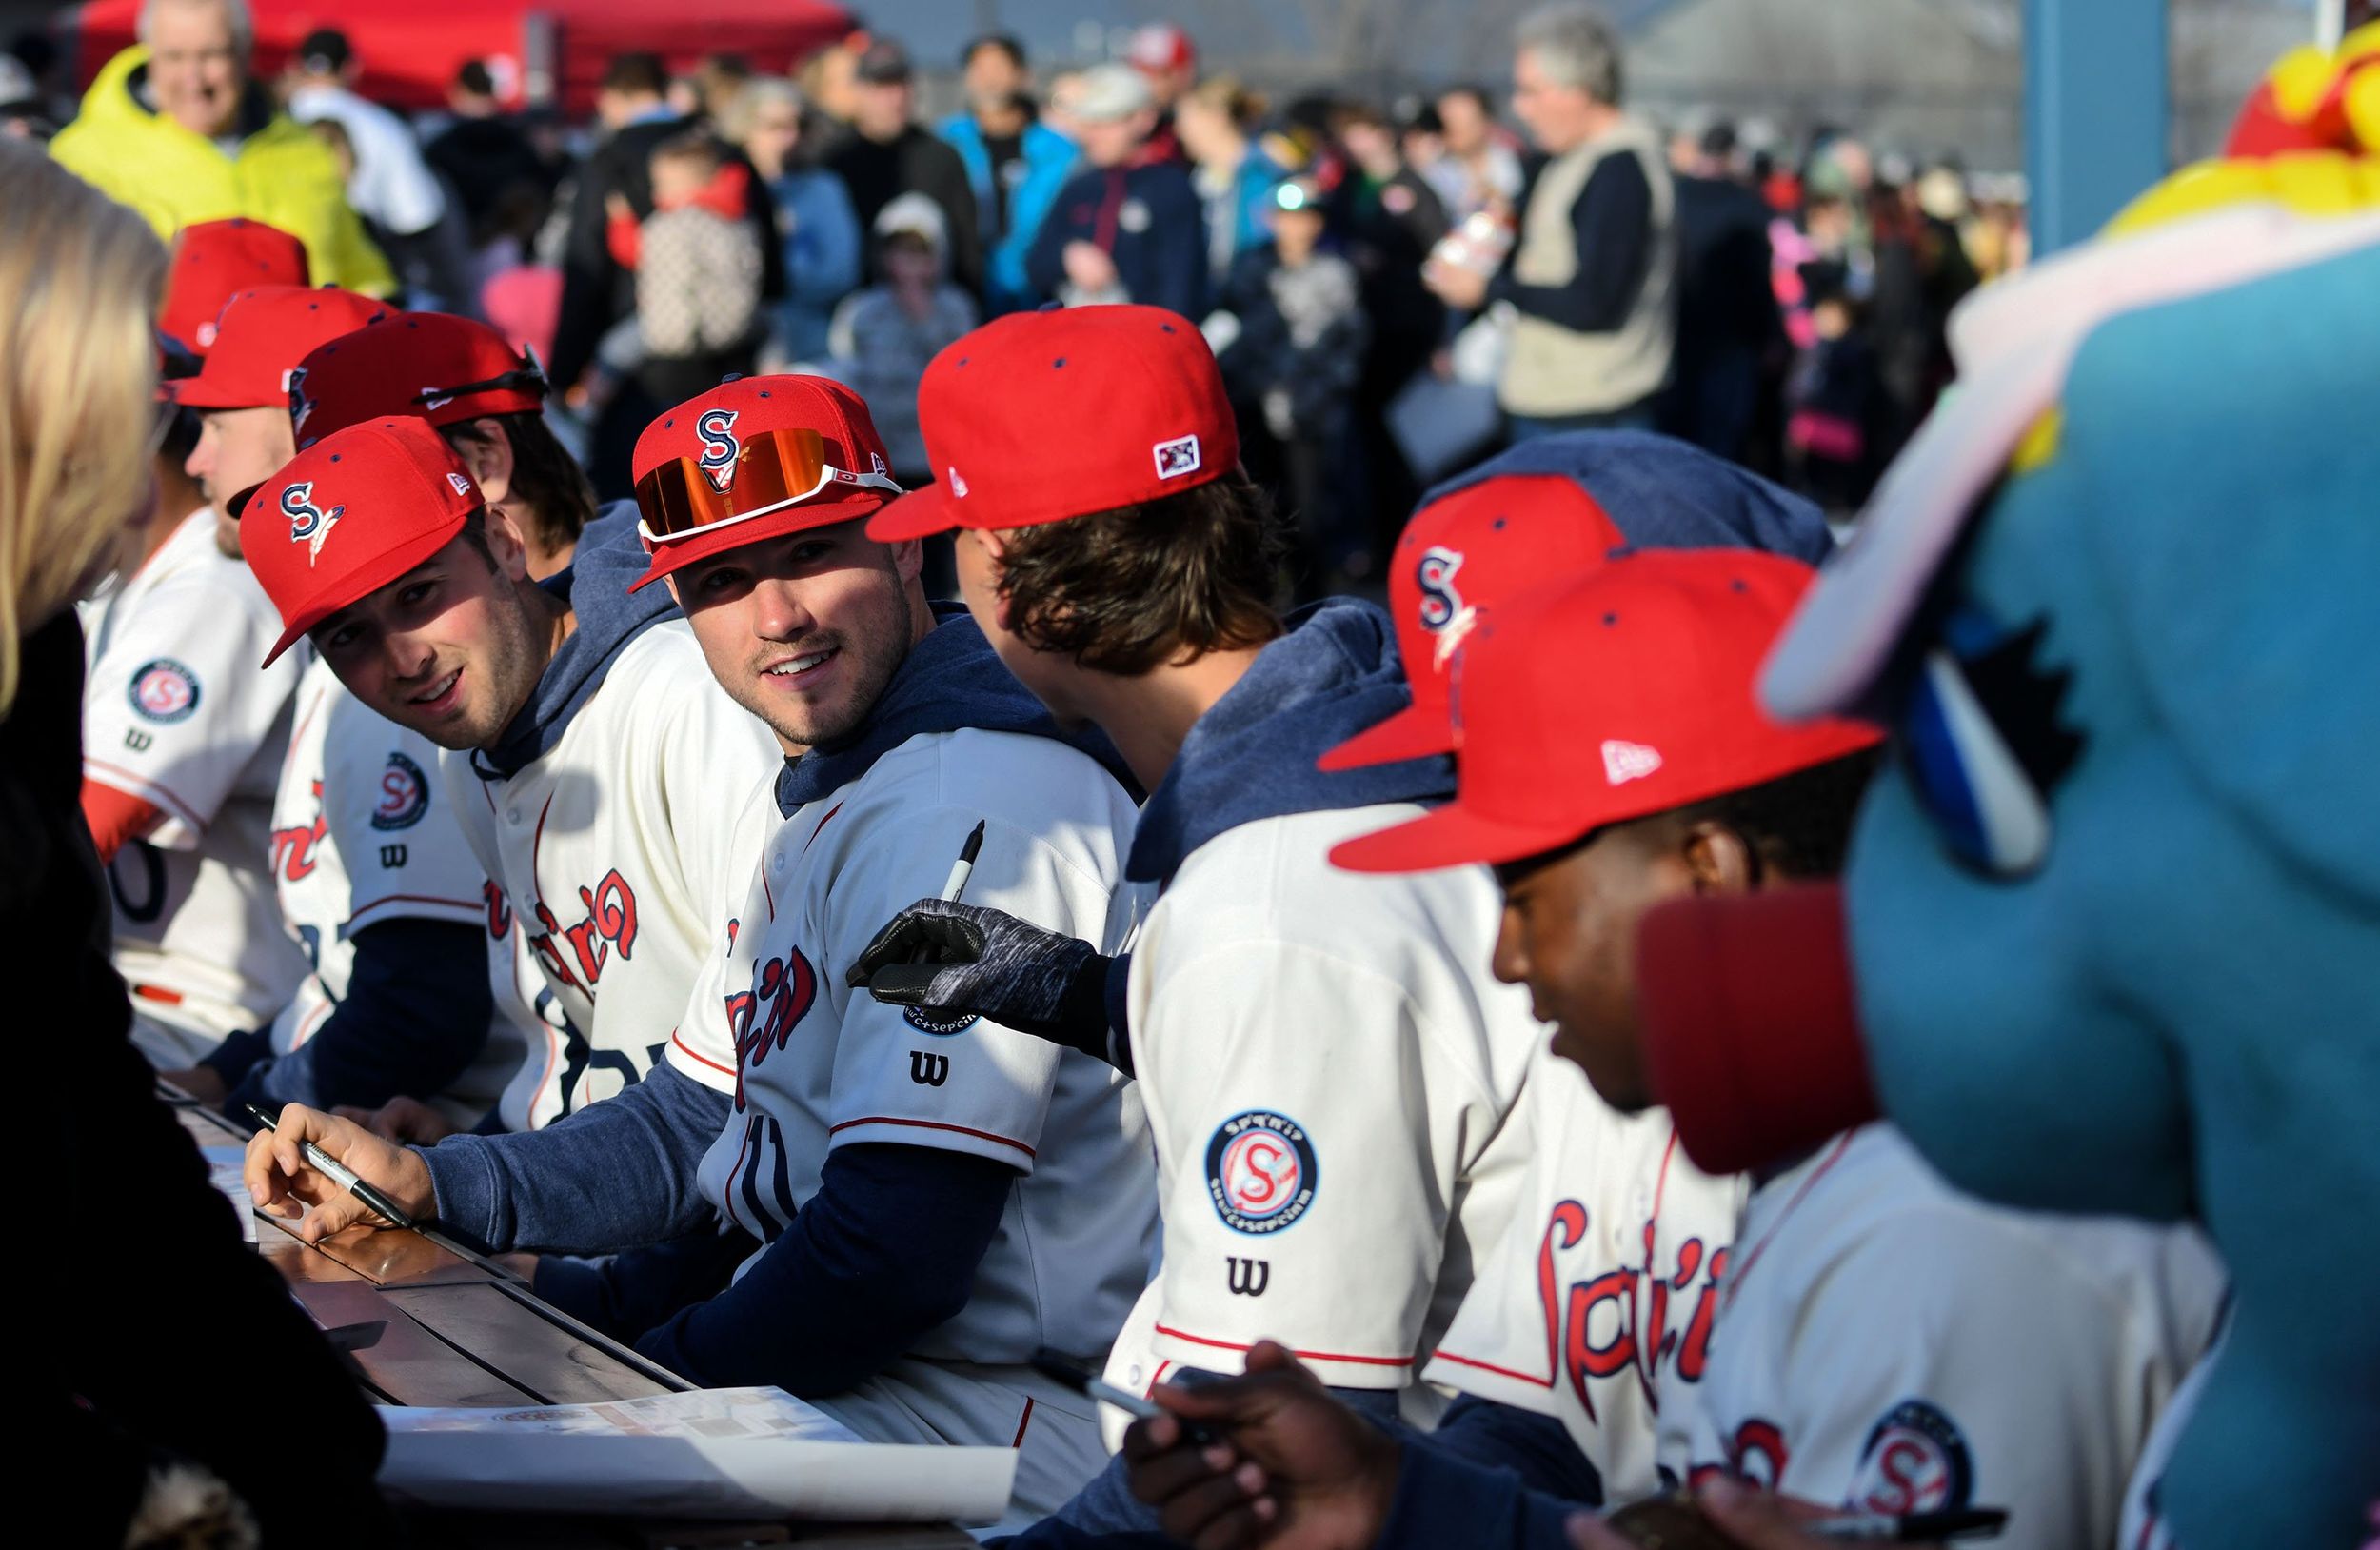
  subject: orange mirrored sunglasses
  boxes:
[634,425,902,543]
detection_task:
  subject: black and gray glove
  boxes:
[846,898,1129,1070]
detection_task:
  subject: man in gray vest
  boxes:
[1427,3,1676,440]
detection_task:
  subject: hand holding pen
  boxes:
[242,1103,437,1242]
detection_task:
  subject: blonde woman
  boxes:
[2,142,389,1548]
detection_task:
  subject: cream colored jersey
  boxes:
[80,508,307,1064]
[446,620,780,1125]
[1664,1123,2225,1545]
[266,656,525,1126]
[1423,1052,1749,1503]
[1102,810,1539,1417]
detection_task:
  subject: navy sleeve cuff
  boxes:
[1376,1436,1584,1550]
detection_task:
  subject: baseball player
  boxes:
[189,311,596,1125]
[1124,552,2220,1550]
[84,282,384,1069]
[244,379,1160,1525]
[849,306,1546,1538]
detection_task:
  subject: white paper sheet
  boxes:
[202,1143,258,1243]
[378,1388,1015,1522]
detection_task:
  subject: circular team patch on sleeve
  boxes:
[370,750,431,831]
[903,1004,979,1036]
[128,658,201,724]
[1205,1110,1319,1235]
[1849,1399,1973,1515]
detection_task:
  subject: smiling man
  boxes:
[245,379,1159,1527]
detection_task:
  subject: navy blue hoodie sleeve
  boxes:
[1491,151,1654,334]
[1376,1437,1583,1550]
[1139,170,1209,321]
[1424,1394,1606,1505]
[631,1142,1014,1392]
[229,918,493,1115]
[533,1223,762,1343]
[421,1058,728,1255]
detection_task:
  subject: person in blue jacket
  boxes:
[733,76,863,366]
[1024,64,1205,319]
[1174,76,1286,294]
[938,34,1079,315]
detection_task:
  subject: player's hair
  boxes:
[138,0,253,56]
[992,469,1288,675]
[1516,3,1625,107]
[0,143,167,716]
[441,412,595,562]
[1664,747,1882,881]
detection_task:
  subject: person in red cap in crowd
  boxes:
[1121,552,2221,1550]
[1125,21,1200,162]
[85,282,383,1077]
[242,379,1160,1526]
[843,304,1534,1540]
[179,310,600,1135]
[157,216,308,353]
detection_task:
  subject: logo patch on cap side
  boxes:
[948,467,970,498]
[1602,740,1663,785]
[447,472,473,496]
[281,481,346,565]
[287,365,316,438]
[1154,433,1202,480]
[696,407,742,492]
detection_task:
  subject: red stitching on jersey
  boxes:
[761,867,776,922]
[530,1023,561,1127]
[277,686,327,791]
[1153,1326,1416,1367]
[1725,1130,1858,1297]
[1147,1361,1174,1398]
[826,1115,1038,1158]
[347,892,483,919]
[1010,1397,1036,1449]
[1429,1348,1556,1388]
[719,1115,757,1234]
[803,801,846,852]
[82,758,204,832]
[671,1029,735,1075]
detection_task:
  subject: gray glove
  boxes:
[846,898,1127,1070]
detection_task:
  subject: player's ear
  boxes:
[480,504,533,582]
[885,536,924,585]
[1679,822,1760,897]
[451,418,514,490]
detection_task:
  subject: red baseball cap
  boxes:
[291,310,549,448]
[866,306,1237,543]
[1320,475,1627,772]
[240,416,487,666]
[171,287,388,410]
[1126,21,1197,74]
[629,375,901,593]
[1331,550,1883,874]
[160,218,310,354]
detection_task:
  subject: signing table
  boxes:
[172,1094,973,1549]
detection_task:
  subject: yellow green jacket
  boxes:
[51,46,394,296]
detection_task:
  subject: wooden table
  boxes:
[175,1096,973,1549]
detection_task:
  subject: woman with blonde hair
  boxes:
[1174,75,1287,291]
[3,142,390,1547]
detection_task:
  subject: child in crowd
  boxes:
[825,193,979,486]
[592,131,764,408]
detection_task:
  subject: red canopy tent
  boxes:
[64,0,856,117]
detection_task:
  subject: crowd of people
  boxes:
[17,0,2369,1546]
[10,1,2018,590]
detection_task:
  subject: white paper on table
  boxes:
[378,1388,1015,1522]
[202,1144,258,1243]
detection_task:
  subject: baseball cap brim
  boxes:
[863,482,963,544]
[1316,703,1453,773]
[631,488,894,592]
[168,371,277,410]
[1329,798,1583,876]
[258,510,467,666]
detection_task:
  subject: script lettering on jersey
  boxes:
[485,878,512,939]
[724,944,819,1112]
[269,780,329,882]
[526,868,641,994]
[1537,1199,1726,1424]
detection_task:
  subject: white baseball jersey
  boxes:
[79,507,307,1065]
[1662,1123,2225,1546]
[1422,1051,1750,1504]
[267,655,526,1126]
[1102,808,1540,1413]
[447,619,780,1128]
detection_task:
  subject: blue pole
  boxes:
[2025,0,2171,255]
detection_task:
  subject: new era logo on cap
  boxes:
[1602,740,1664,785]
[446,472,472,496]
[1155,433,1202,480]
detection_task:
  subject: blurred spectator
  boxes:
[728,77,863,366]
[827,193,979,483]
[1398,104,1450,201]
[1,52,52,138]
[1783,277,1880,514]
[698,52,755,126]
[1026,64,1205,318]
[1429,4,1676,439]
[1044,69,1089,141]
[1662,119,1786,466]
[426,60,558,233]
[1215,177,1370,597]
[1124,21,1199,160]
[828,39,983,294]
[939,34,1078,315]
[1177,78,1285,296]
[50,0,392,294]
[798,30,869,154]
[549,50,782,495]
[625,130,766,404]
[285,27,472,309]
[1430,84,1523,219]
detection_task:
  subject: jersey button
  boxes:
[506,806,522,824]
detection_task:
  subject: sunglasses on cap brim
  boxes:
[634,425,903,546]
[413,347,549,411]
